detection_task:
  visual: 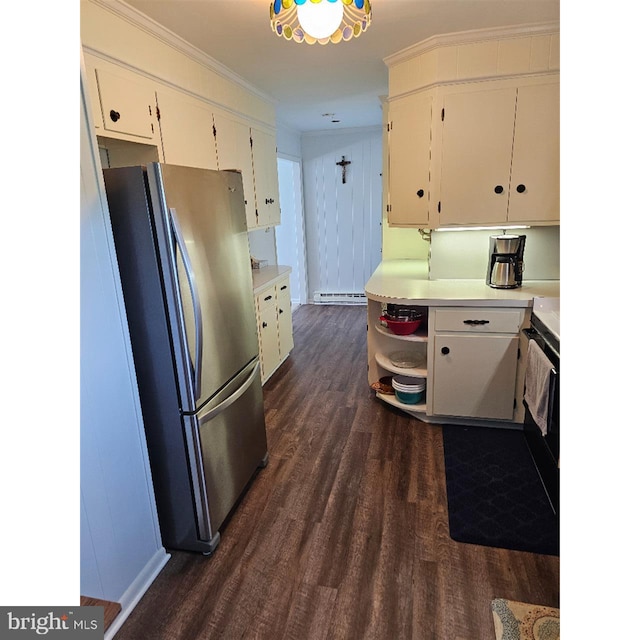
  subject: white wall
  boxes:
[301,127,383,300]
[276,121,303,158]
[248,228,277,265]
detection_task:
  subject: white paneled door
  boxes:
[301,129,382,302]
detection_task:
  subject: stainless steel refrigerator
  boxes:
[103,163,268,554]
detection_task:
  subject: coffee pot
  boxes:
[486,234,526,289]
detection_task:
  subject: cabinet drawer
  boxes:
[434,308,524,333]
[257,285,277,313]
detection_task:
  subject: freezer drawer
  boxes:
[193,360,268,542]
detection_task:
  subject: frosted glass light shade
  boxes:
[297,1,344,40]
[270,0,372,45]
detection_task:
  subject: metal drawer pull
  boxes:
[463,319,490,325]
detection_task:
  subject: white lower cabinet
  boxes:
[256,286,280,382]
[429,307,524,421]
[432,333,519,419]
[367,299,526,423]
[276,280,294,357]
[255,275,294,383]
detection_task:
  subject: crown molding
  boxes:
[301,124,382,139]
[87,0,277,106]
[384,21,560,68]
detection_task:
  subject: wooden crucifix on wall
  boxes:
[336,155,351,184]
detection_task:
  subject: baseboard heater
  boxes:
[313,292,366,304]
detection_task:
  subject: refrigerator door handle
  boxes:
[169,207,203,399]
[199,361,261,425]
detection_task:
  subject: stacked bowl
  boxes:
[392,375,426,405]
[379,307,423,336]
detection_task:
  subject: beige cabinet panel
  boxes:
[255,286,280,381]
[437,78,560,226]
[214,113,257,229]
[508,82,560,222]
[439,88,516,225]
[257,307,280,381]
[254,276,294,382]
[432,333,518,420]
[276,280,294,357]
[95,68,158,140]
[156,90,218,170]
[388,92,432,226]
[251,128,280,228]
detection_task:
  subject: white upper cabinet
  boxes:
[213,113,258,229]
[387,92,433,227]
[438,87,516,225]
[94,67,159,141]
[384,26,560,229]
[251,128,281,228]
[156,89,218,170]
[508,82,560,223]
[436,78,559,227]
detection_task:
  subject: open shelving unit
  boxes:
[367,301,429,420]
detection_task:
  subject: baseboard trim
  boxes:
[104,547,171,640]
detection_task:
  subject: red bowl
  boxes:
[379,315,422,335]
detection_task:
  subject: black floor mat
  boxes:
[442,425,559,556]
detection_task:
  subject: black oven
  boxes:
[522,313,559,515]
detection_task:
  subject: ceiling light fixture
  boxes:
[270,0,372,45]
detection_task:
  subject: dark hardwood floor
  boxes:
[114,304,559,640]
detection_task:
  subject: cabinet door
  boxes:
[256,287,280,381]
[432,333,518,420]
[276,279,294,357]
[156,90,218,170]
[251,128,280,227]
[387,92,432,226]
[439,88,516,225]
[215,114,257,229]
[95,68,158,140]
[257,304,280,382]
[508,82,560,223]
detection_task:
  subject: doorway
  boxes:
[275,155,308,307]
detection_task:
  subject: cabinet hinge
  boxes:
[441,108,445,121]
[250,135,253,148]
[387,121,392,132]
[387,204,391,213]
[437,201,441,213]
[212,123,217,138]
[156,106,161,121]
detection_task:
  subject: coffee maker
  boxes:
[486,234,526,289]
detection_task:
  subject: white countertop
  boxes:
[533,296,560,341]
[365,260,560,307]
[252,264,292,294]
